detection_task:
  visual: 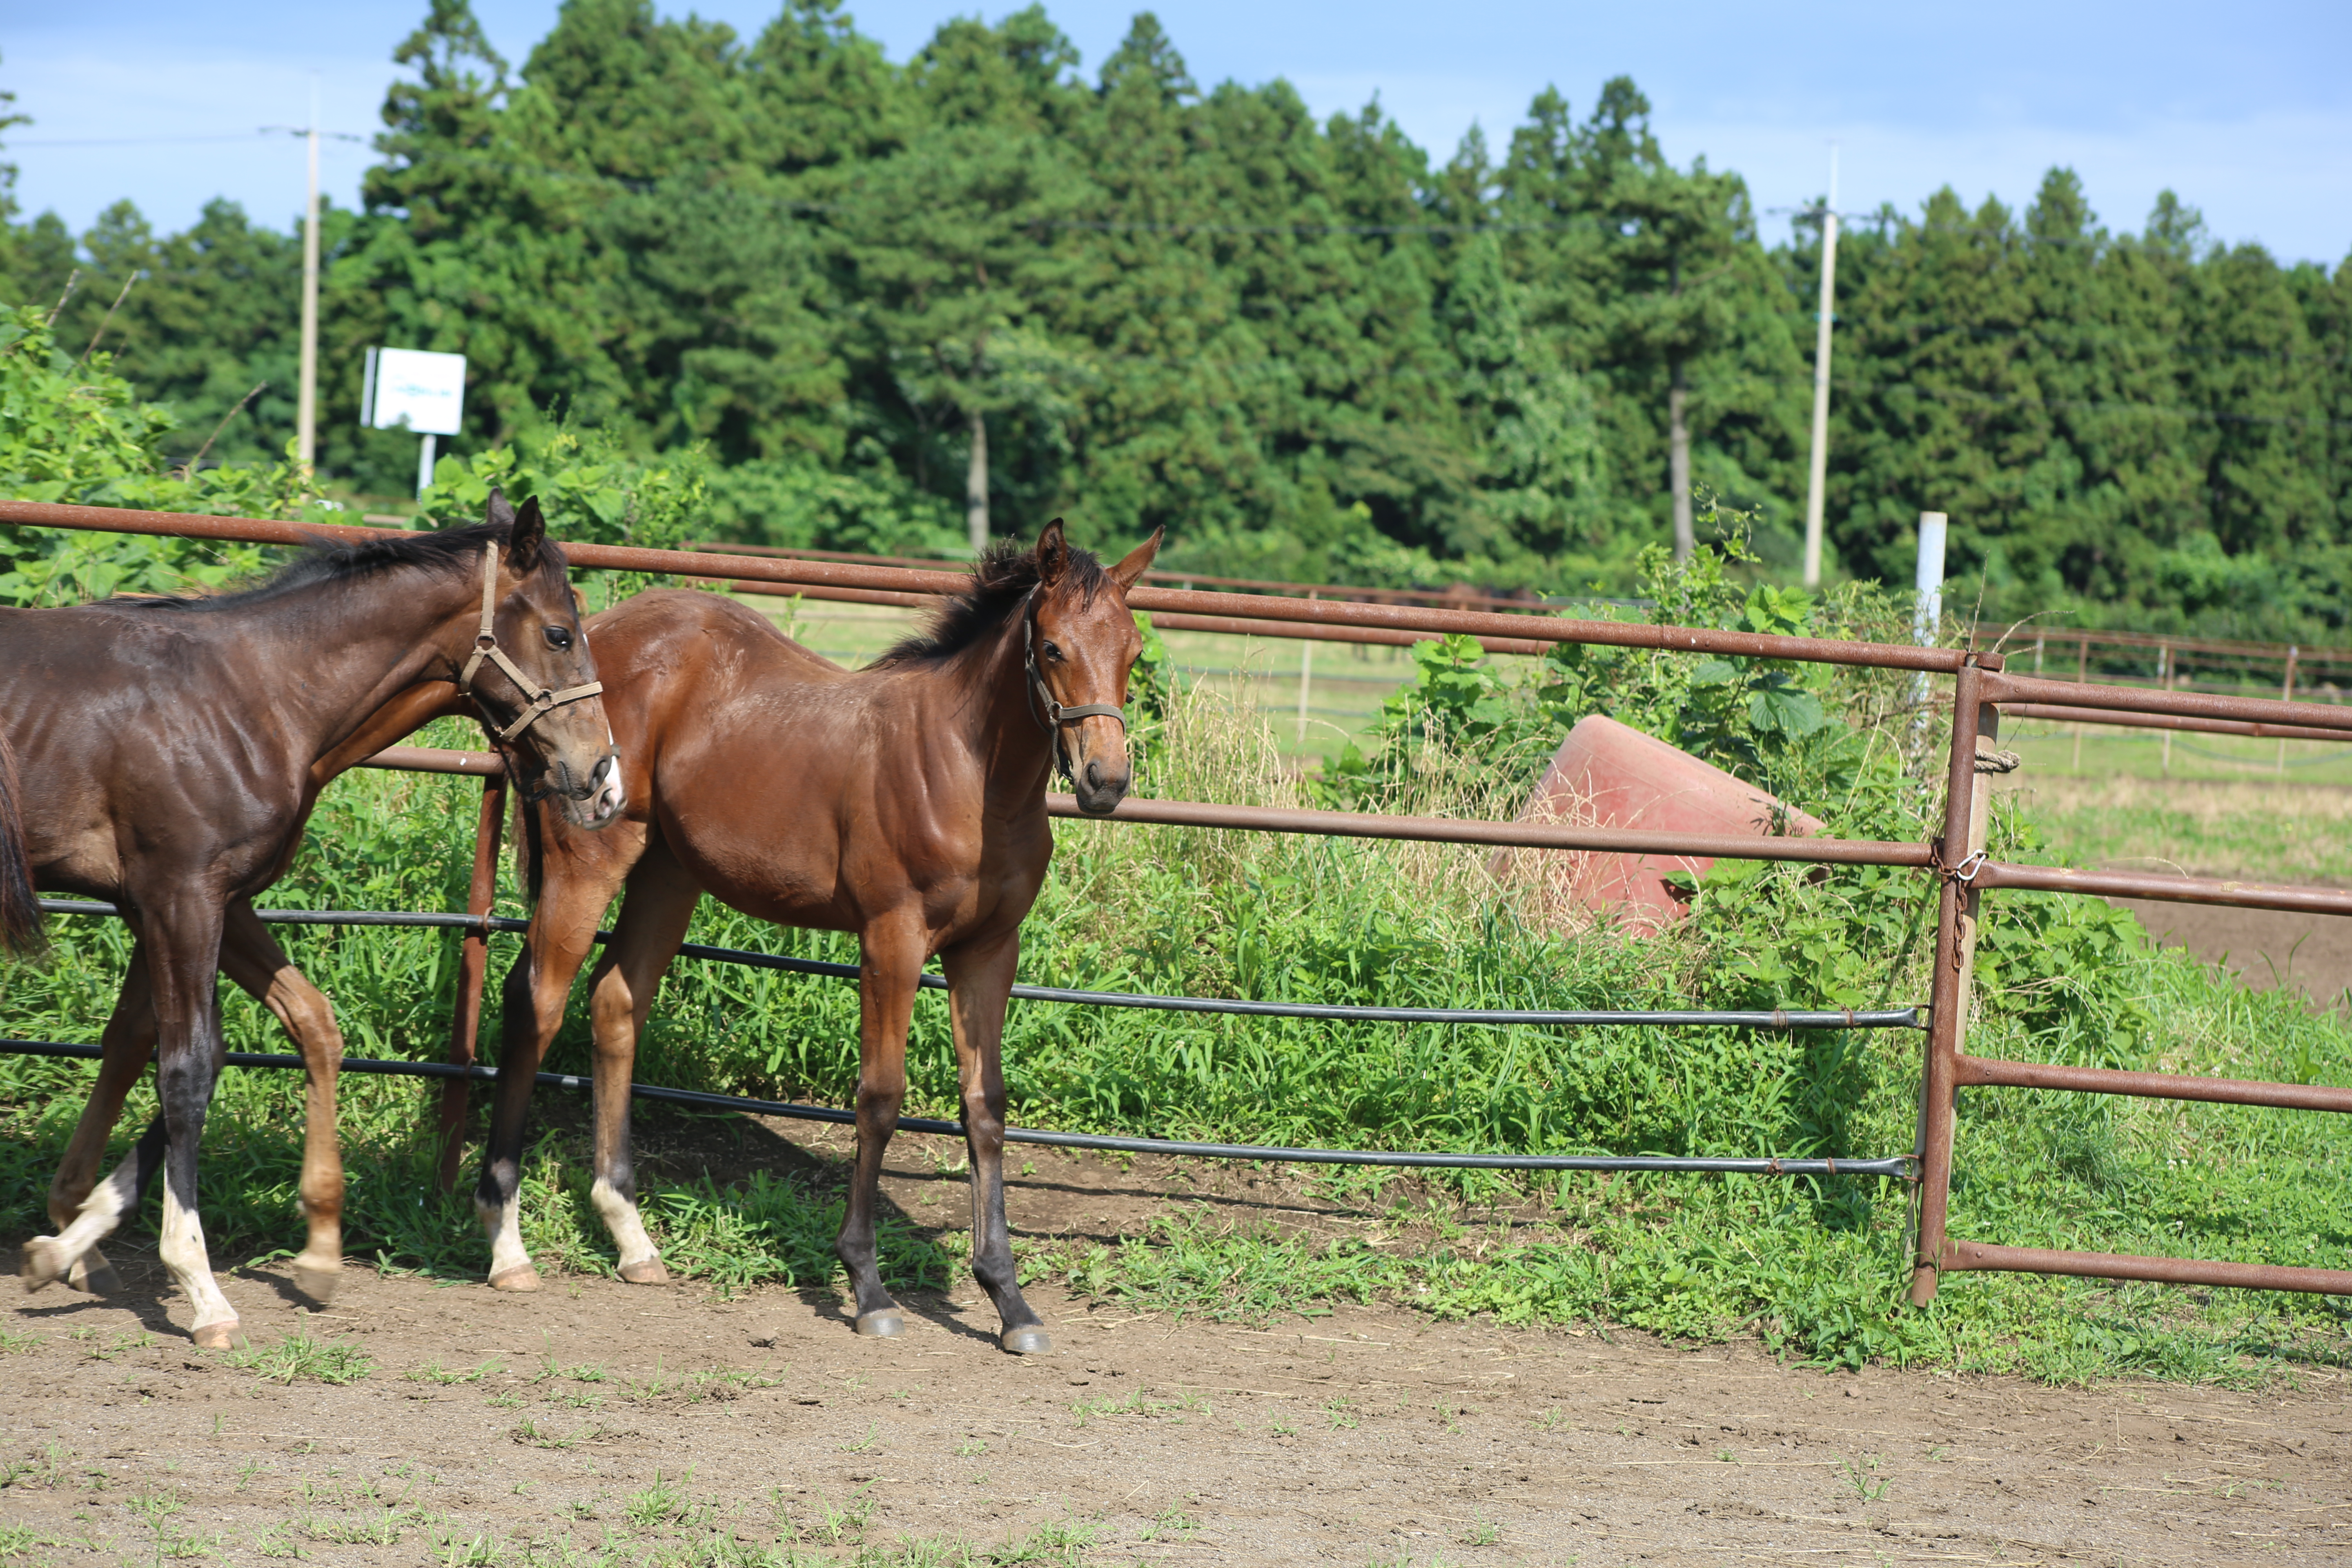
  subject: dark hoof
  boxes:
[291,1261,341,1305]
[853,1308,905,1339]
[618,1258,670,1286]
[1000,1325,1053,1356]
[78,1261,125,1296]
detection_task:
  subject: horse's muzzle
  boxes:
[550,753,626,829]
[1071,757,1129,817]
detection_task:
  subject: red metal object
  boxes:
[362,744,503,777]
[1973,860,2352,917]
[707,577,1554,656]
[1954,1054,2352,1114]
[1488,715,1824,929]
[693,539,1577,616]
[1939,1240,2352,1296]
[1983,669,2352,734]
[2001,701,2352,744]
[1908,664,1984,1307]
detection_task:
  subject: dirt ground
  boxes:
[7,1127,2351,1567]
[2110,895,2352,1010]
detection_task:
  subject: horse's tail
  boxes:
[0,728,45,958]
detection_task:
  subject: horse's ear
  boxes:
[506,495,547,575]
[1035,518,1069,588]
[1107,526,1162,591]
[484,489,516,532]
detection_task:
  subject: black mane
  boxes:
[873,537,1106,667]
[102,521,559,612]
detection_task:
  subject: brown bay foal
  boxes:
[480,520,1158,1353]
[0,496,624,1345]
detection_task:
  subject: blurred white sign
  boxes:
[361,347,467,437]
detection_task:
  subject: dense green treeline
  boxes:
[2,2,2348,636]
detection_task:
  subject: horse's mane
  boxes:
[100,521,561,612]
[871,537,1107,668]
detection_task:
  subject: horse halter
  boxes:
[457,545,606,744]
[1022,587,1126,778]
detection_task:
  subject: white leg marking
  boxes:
[590,1177,660,1271]
[158,1184,236,1335]
[22,1152,137,1290]
[477,1191,535,1284]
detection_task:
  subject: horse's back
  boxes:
[585,588,844,682]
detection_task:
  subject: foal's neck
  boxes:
[954,610,1057,805]
[226,565,480,764]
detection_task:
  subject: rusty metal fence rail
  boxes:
[8,500,2352,1297]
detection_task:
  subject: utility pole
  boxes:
[295,73,321,475]
[1911,509,1947,722]
[965,407,988,555]
[1800,146,1840,590]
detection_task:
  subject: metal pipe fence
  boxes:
[9,500,2352,1296]
[0,1040,1905,1176]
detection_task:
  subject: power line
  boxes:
[17,129,369,148]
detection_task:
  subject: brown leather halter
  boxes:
[457,544,606,744]
[1022,587,1125,781]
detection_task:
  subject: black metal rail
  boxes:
[32,900,1924,1032]
[0,1039,1912,1177]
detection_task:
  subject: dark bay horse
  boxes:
[0,496,624,1346]
[479,519,1158,1354]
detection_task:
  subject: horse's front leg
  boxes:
[220,900,345,1304]
[579,842,700,1285]
[837,916,925,1338]
[942,927,1049,1354]
[475,818,642,1292]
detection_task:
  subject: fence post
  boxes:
[1296,591,1316,747]
[2280,645,2298,776]
[1911,661,1988,1307]
[439,772,507,1192]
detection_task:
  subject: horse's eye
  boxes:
[543,626,574,651]
[1041,640,1063,662]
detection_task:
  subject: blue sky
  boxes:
[9,1,2349,263]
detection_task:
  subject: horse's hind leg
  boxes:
[219,901,345,1303]
[38,940,159,1296]
[837,916,924,1339]
[579,842,700,1285]
[129,892,237,1345]
[942,929,1049,1355]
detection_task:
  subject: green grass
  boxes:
[1998,764,2352,884]
[226,1333,374,1385]
[7,670,2352,1388]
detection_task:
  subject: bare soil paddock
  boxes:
[6,1136,2350,1568]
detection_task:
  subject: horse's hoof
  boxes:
[292,1261,341,1305]
[1000,1325,1053,1356]
[618,1258,670,1286]
[853,1308,905,1339]
[19,1236,66,1293]
[488,1264,542,1293]
[190,1319,239,1351]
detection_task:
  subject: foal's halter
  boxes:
[1022,587,1126,779]
[457,545,606,744]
